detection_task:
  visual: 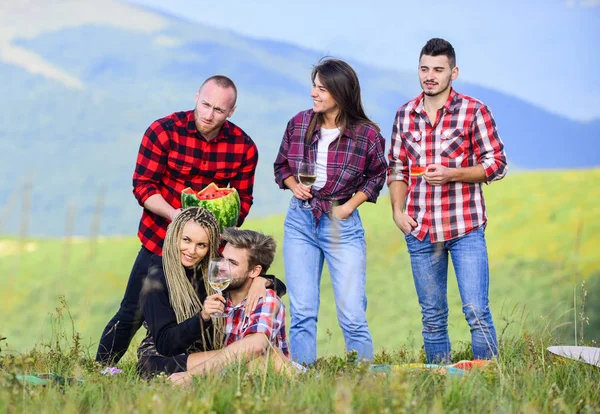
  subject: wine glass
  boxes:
[297,160,316,207]
[207,258,232,318]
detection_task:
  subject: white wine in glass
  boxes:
[297,160,316,206]
[207,258,232,318]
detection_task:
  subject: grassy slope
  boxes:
[1,169,599,356]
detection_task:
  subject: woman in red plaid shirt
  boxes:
[274,58,387,365]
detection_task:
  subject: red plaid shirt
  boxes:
[387,89,507,242]
[132,110,258,255]
[224,289,289,357]
[274,109,387,223]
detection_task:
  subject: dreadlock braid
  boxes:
[162,207,225,350]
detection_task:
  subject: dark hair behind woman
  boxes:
[306,58,379,143]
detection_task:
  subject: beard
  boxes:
[226,272,249,291]
[421,79,452,97]
[194,108,222,138]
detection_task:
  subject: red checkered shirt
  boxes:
[274,109,387,223]
[387,89,507,242]
[224,289,289,357]
[132,110,258,255]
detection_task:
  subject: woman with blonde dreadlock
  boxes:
[137,207,285,379]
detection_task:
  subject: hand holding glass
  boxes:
[207,258,231,318]
[297,160,316,207]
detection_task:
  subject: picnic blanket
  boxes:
[369,360,491,376]
[547,346,600,368]
[15,373,83,387]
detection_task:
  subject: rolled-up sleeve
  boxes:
[472,105,508,184]
[387,111,409,186]
[360,131,387,203]
[132,121,171,206]
[273,119,294,190]
[230,140,258,226]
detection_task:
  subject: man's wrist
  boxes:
[448,167,458,183]
[392,205,405,215]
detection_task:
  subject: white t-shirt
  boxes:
[313,127,341,190]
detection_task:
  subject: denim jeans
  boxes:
[96,246,153,364]
[405,227,498,363]
[284,197,373,365]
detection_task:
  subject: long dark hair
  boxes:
[306,58,379,144]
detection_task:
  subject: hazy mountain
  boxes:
[1,0,598,237]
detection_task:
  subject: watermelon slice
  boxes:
[181,183,241,232]
[409,166,427,176]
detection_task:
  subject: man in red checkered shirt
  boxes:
[169,229,301,385]
[96,75,258,365]
[388,39,507,364]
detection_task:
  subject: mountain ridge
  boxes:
[1,1,598,237]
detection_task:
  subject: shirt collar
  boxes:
[226,295,247,310]
[308,109,352,145]
[446,88,459,113]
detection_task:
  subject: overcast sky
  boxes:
[127,0,599,122]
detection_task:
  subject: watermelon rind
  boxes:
[181,188,201,208]
[180,184,240,232]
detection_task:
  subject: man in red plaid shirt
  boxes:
[169,229,300,385]
[96,75,258,365]
[388,38,507,364]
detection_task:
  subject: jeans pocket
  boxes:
[404,232,416,252]
[289,196,299,210]
[329,210,355,226]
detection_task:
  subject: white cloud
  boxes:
[154,35,182,48]
[0,44,85,89]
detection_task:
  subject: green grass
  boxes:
[1,169,599,412]
[1,325,599,413]
[1,169,599,358]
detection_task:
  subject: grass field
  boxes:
[1,169,599,412]
[1,169,599,358]
[1,328,599,413]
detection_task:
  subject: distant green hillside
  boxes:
[1,169,599,357]
[2,2,599,238]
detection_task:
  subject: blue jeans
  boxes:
[284,197,373,365]
[405,227,498,363]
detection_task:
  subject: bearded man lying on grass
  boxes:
[168,228,304,385]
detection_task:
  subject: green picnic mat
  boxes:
[15,373,83,387]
